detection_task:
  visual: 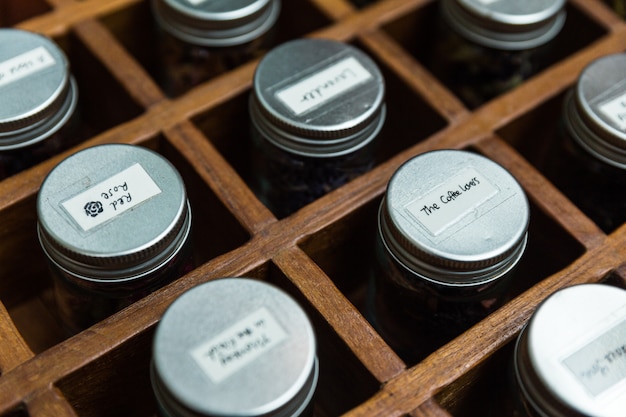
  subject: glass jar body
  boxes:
[250,127,378,218]
[48,235,194,334]
[544,121,626,233]
[155,28,274,97]
[426,19,554,108]
[368,233,516,363]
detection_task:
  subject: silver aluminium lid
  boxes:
[563,53,626,169]
[152,0,280,47]
[151,277,318,417]
[379,149,529,286]
[250,38,386,158]
[37,144,190,281]
[441,0,566,50]
[0,28,78,150]
[515,284,626,417]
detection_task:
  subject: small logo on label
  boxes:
[83,201,103,218]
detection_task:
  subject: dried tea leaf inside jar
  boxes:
[369,149,529,363]
[545,53,626,233]
[151,277,318,417]
[151,0,280,97]
[513,284,626,416]
[37,144,194,334]
[249,38,386,218]
[426,0,566,108]
[0,29,80,179]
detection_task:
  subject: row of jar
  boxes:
[33,140,625,415]
[148,277,626,417]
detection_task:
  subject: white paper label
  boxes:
[598,92,626,131]
[275,56,373,116]
[191,307,288,384]
[404,167,499,236]
[0,46,56,89]
[61,163,162,232]
[562,320,626,397]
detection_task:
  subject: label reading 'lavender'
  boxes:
[562,319,626,397]
[61,163,162,231]
[191,307,288,383]
[275,56,373,116]
[0,46,56,89]
[404,167,499,236]
[598,92,626,131]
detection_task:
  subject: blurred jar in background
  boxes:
[151,0,280,97]
[0,28,80,180]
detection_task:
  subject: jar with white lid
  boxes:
[426,0,566,108]
[0,28,79,179]
[249,38,386,218]
[37,144,194,334]
[151,0,280,97]
[151,277,318,417]
[369,149,529,362]
[513,284,626,416]
[545,53,626,233]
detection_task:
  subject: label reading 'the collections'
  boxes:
[404,167,499,236]
[191,307,288,384]
[598,92,626,131]
[275,56,373,116]
[563,320,626,397]
[0,46,56,89]
[61,163,162,232]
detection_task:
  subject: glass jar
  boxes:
[426,0,566,108]
[513,284,626,416]
[0,28,80,180]
[544,53,626,234]
[151,277,318,417]
[37,144,194,334]
[249,38,386,218]
[369,149,529,363]
[151,0,280,97]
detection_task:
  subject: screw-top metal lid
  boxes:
[379,150,529,286]
[151,277,318,417]
[37,144,191,282]
[563,53,626,169]
[151,0,280,47]
[0,28,78,150]
[250,38,386,158]
[440,0,566,50]
[515,284,626,417]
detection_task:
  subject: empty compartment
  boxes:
[99,0,333,97]
[3,138,250,353]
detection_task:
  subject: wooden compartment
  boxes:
[1,0,626,416]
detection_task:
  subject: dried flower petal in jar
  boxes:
[426,0,566,108]
[37,144,194,334]
[249,38,386,218]
[151,0,280,97]
[151,277,318,417]
[545,53,626,233]
[369,150,529,363]
[513,284,626,416]
[0,28,80,180]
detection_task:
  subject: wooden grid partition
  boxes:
[1,0,626,416]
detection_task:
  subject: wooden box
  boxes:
[1,0,625,416]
